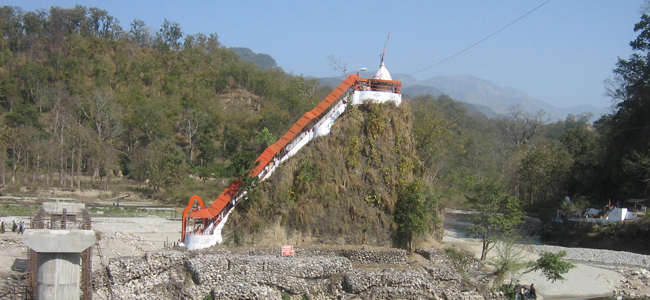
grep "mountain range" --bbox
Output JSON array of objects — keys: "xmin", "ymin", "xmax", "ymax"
[
  {"xmin": 230, "ymin": 48, "xmax": 609, "ymax": 122},
  {"xmin": 319, "ymin": 73, "xmax": 610, "ymax": 121}
]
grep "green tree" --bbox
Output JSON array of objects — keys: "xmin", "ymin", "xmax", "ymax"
[
  {"xmin": 467, "ymin": 180, "xmax": 523, "ymax": 260},
  {"xmin": 517, "ymin": 140, "xmax": 573, "ymax": 205},
  {"xmin": 227, "ymin": 151, "xmax": 258, "ymax": 178},
  {"xmin": 524, "ymin": 251, "xmax": 576, "ymax": 282},
  {"xmin": 131, "ymin": 139, "xmax": 189, "ymax": 191},
  {"xmin": 253, "ymin": 127, "xmax": 276, "ymax": 150},
  {"xmin": 196, "ymin": 134, "xmax": 219, "ymax": 166},
  {"xmin": 600, "ymin": 13, "xmax": 650, "ymax": 198},
  {"xmin": 156, "ymin": 19, "xmax": 182, "ymax": 50},
  {"xmin": 394, "ymin": 180, "xmax": 433, "ymax": 253},
  {"xmin": 411, "ymin": 96, "xmax": 463, "ymax": 181}
]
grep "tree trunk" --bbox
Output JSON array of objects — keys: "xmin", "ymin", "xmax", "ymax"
[
  {"xmin": 11, "ymin": 164, "xmax": 17, "ymax": 184},
  {"xmin": 480, "ymin": 240, "xmax": 490, "ymax": 260},
  {"xmin": 34, "ymin": 154, "xmax": 40, "ymax": 183},
  {"xmin": 70, "ymin": 149, "xmax": 74, "ymax": 189},
  {"xmin": 23, "ymin": 152, "xmax": 28, "ymax": 184},
  {"xmin": 76, "ymin": 147, "xmax": 81, "ymax": 190}
]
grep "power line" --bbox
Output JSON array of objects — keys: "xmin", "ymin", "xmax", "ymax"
[{"xmin": 402, "ymin": 0, "xmax": 552, "ymax": 78}]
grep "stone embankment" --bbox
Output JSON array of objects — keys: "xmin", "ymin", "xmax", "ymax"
[{"xmin": 94, "ymin": 247, "xmax": 494, "ymax": 300}]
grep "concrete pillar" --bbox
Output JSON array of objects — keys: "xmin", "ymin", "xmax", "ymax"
[{"xmin": 23, "ymin": 229, "xmax": 96, "ymax": 300}]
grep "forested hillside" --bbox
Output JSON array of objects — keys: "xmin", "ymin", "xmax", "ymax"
[
  {"xmin": 0, "ymin": 5, "xmax": 330, "ymax": 202},
  {"xmin": 1, "ymin": 5, "xmax": 650, "ymax": 246}
]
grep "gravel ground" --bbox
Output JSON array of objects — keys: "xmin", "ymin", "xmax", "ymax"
[{"xmin": 535, "ymin": 244, "xmax": 650, "ymax": 269}]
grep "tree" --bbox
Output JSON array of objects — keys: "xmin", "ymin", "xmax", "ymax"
[
  {"xmin": 489, "ymin": 234, "xmax": 532, "ymax": 286},
  {"xmin": 130, "ymin": 19, "xmax": 152, "ymax": 46},
  {"xmin": 227, "ymin": 151, "xmax": 258, "ymax": 178},
  {"xmin": 599, "ymin": 13, "xmax": 650, "ymax": 198},
  {"xmin": 253, "ymin": 127, "xmax": 276, "ymax": 151},
  {"xmin": 560, "ymin": 125, "xmax": 602, "ymax": 196},
  {"xmin": 524, "ymin": 251, "xmax": 576, "ymax": 282},
  {"xmin": 622, "ymin": 145, "xmax": 650, "ymax": 192},
  {"xmin": 176, "ymin": 108, "xmax": 207, "ymax": 163},
  {"xmin": 411, "ymin": 97, "xmax": 464, "ymax": 181},
  {"xmin": 131, "ymin": 139, "xmax": 189, "ymax": 191},
  {"xmin": 156, "ymin": 19, "xmax": 182, "ymax": 50},
  {"xmin": 326, "ymin": 54, "xmax": 347, "ymax": 75},
  {"xmin": 501, "ymin": 105, "xmax": 549, "ymax": 147},
  {"xmin": 467, "ymin": 180, "xmax": 523, "ymax": 260},
  {"xmin": 394, "ymin": 180, "xmax": 434, "ymax": 253},
  {"xmin": 76, "ymin": 87, "xmax": 123, "ymax": 142},
  {"xmin": 492, "ymin": 236, "xmax": 575, "ymax": 292},
  {"xmin": 517, "ymin": 140, "xmax": 573, "ymax": 205}
]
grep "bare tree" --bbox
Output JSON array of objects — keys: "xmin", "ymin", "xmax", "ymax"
[
  {"xmin": 75, "ymin": 88, "xmax": 123, "ymax": 184},
  {"xmin": 49, "ymin": 84, "xmax": 74, "ymax": 185},
  {"xmin": 76, "ymin": 88, "xmax": 124, "ymax": 142},
  {"xmin": 177, "ymin": 108, "xmax": 207, "ymax": 163},
  {"xmin": 6, "ymin": 126, "xmax": 39, "ymax": 184},
  {"xmin": 502, "ymin": 105, "xmax": 549, "ymax": 146},
  {"xmin": 327, "ymin": 54, "xmax": 348, "ymax": 76}
]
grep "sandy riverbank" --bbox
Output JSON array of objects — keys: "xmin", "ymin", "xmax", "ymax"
[{"xmin": 444, "ymin": 210, "xmax": 650, "ymax": 299}]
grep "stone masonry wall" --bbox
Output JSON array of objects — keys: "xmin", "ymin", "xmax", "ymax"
[{"xmin": 93, "ymin": 248, "xmax": 491, "ymax": 300}]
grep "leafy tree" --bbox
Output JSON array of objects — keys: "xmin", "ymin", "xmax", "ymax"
[
  {"xmin": 411, "ymin": 96, "xmax": 464, "ymax": 181},
  {"xmin": 226, "ymin": 151, "xmax": 258, "ymax": 178},
  {"xmin": 156, "ymin": 19, "xmax": 182, "ymax": 50},
  {"xmin": 131, "ymin": 139, "xmax": 189, "ymax": 191},
  {"xmin": 524, "ymin": 251, "xmax": 576, "ymax": 282},
  {"xmin": 394, "ymin": 180, "xmax": 433, "ymax": 253},
  {"xmin": 517, "ymin": 140, "xmax": 573, "ymax": 205},
  {"xmin": 253, "ymin": 127, "xmax": 276, "ymax": 150},
  {"xmin": 4, "ymin": 104, "xmax": 42, "ymax": 128},
  {"xmin": 600, "ymin": 13, "xmax": 650, "ymax": 198},
  {"xmin": 489, "ymin": 234, "xmax": 531, "ymax": 286},
  {"xmin": 196, "ymin": 134, "xmax": 219, "ymax": 166},
  {"xmin": 622, "ymin": 145, "xmax": 650, "ymax": 192},
  {"xmin": 130, "ymin": 19, "xmax": 151, "ymax": 46},
  {"xmin": 467, "ymin": 180, "xmax": 523, "ymax": 260},
  {"xmin": 560, "ymin": 125, "xmax": 602, "ymax": 196}
]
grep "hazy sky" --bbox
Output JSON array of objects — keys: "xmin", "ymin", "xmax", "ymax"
[{"xmin": 6, "ymin": 1, "xmax": 646, "ymax": 109}]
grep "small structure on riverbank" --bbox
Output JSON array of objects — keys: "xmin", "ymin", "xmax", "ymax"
[{"xmin": 23, "ymin": 202, "xmax": 95, "ymax": 300}]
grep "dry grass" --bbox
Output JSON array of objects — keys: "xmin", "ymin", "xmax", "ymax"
[{"xmin": 226, "ymin": 102, "xmax": 439, "ymax": 247}]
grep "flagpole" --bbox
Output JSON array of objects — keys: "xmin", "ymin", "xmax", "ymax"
[{"xmin": 381, "ymin": 31, "xmax": 390, "ymax": 62}]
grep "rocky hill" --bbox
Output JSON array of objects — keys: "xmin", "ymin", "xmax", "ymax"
[{"xmin": 224, "ymin": 102, "xmax": 442, "ymax": 247}]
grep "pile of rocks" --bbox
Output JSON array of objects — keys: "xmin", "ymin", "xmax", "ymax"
[
  {"xmin": 94, "ymin": 247, "xmax": 489, "ymax": 300},
  {"xmin": 103, "ymin": 231, "xmax": 155, "ymax": 253},
  {"xmin": 615, "ymin": 268, "xmax": 650, "ymax": 299}
]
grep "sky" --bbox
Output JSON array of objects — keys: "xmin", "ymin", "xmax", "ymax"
[{"xmin": 5, "ymin": 1, "xmax": 646, "ymax": 109}]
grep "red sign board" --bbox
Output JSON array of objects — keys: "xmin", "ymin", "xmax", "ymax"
[{"xmin": 281, "ymin": 245, "xmax": 294, "ymax": 257}]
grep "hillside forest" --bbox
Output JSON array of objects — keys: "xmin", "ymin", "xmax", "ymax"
[{"xmin": 1, "ymin": 6, "xmax": 650, "ymax": 240}]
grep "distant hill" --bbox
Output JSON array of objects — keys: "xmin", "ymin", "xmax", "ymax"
[
  {"xmin": 318, "ymin": 73, "xmax": 606, "ymax": 121},
  {"xmin": 415, "ymin": 74, "xmax": 608, "ymax": 121},
  {"xmin": 230, "ymin": 47, "xmax": 277, "ymax": 70},
  {"xmin": 401, "ymin": 84, "xmax": 444, "ymax": 98}
]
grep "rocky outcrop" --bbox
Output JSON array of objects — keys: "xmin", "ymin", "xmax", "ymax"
[{"xmin": 94, "ymin": 247, "xmax": 493, "ymax": 300}]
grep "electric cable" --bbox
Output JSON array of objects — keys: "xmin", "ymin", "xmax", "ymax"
[{"xmin": 401, "ymin": 0, "xmax": 552, "ymax": 79}]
